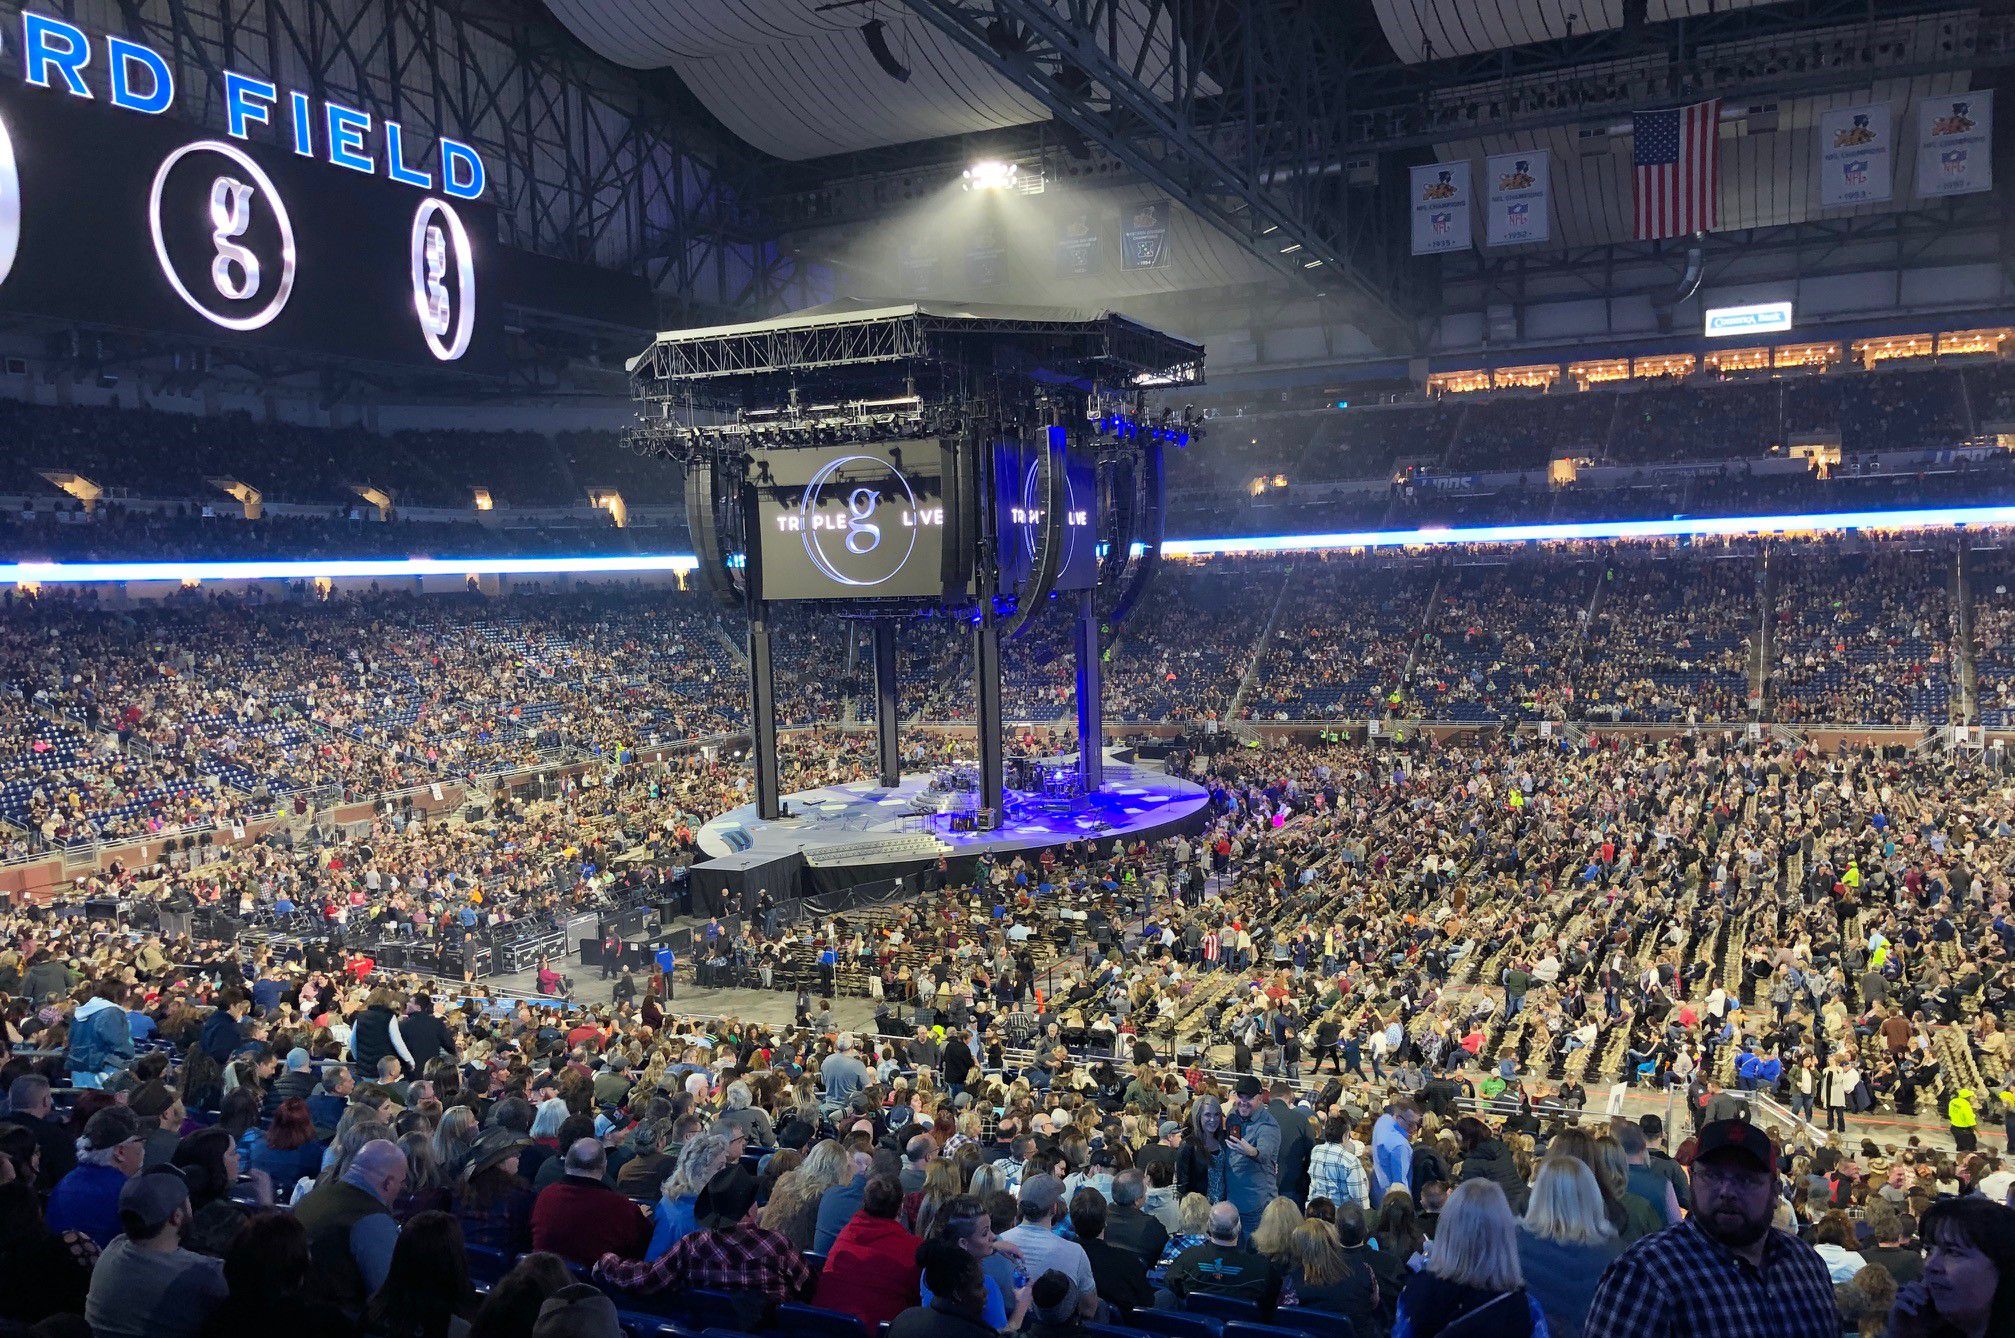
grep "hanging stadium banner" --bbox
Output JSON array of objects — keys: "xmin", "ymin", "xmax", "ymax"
[
  {"xmin": 1120, "ymin": 199, "xmax": 1170, "ymax": 269},
  {"xmin": 1484, "ymin": 150, "xmax": 1549, "ymax": 246},
  {"xmin": 965, "ymin": 224, "xmax": 1005, "ymax": 288},
  {"xmin": 1817, "ymin": 104, "xmax": 1892, "ymax": 207},
  {"xmin": 899, "ymin": 238, "xmax": 938, "ymax": 292},
  {"xmin": 1410, "ymin": 160, "xmax": 1472, "ymax": 255},
  {"xmin": 1056, "ymin": 206, "xmax": 1100, "ymax": 277},
  {"xmin": 1916, "ymin": 91, "xmax": 1993, "ymax": 198}
]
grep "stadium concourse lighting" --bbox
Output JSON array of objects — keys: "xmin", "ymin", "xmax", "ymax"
[
  {"xmin": 0, "ymin": 554, "xmax": 699, "ymax": 585},
  {"xmin": 962, "ymin": 159, "xmax": 1018, "ymax": 191},
  {"xmin": 9, "ymin": 504, "xmax": 2015, "ymax": 585}
]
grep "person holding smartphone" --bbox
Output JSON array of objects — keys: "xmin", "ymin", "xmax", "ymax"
[{"xmin": 1224, "ymin": 1076, "xmax": 1281, "ymax": 1242}]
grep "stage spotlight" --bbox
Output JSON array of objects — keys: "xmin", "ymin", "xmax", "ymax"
[
  {"xmin": 860, "ymin": 19, "xmax": 911, "ymax": 82},
  {"xmin": 963, "ymin": 159, "xmax": 1018, "ymax": 190}
]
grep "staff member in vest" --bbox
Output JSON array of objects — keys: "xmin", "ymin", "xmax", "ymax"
[{"xmin": 292, "ymin": 1138, "xmax": 407, "ymax": 1314}]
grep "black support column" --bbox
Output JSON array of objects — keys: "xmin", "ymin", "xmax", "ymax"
[
  {"xmin": 1073, "ymin": 586, "xmax": 1104, "ymax": 793},
  {"xmin": 970, "ymin": 413, "xmax": 1005, "ymax": 827},
  {"xmin": 873, "ymin": 620, "xmax": 901, "ymax": 788},
  {"xmin": 747, "ymin": 602, "xmax": 782, "ymax": 820}
]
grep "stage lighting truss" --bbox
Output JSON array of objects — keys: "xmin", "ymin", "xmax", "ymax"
[{"xmin": 625, "ymin": 397, "xmax": 940, "ymax": 463}]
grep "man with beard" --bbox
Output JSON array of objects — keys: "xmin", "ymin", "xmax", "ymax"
[{"xmin": 1582, "ymin": 1120, "xmax": 1839, "ymax": 1337}]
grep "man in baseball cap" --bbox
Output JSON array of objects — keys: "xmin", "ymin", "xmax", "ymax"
[
  {"xmin": 1585, "ymin": 1120, "xmax": 1839, "ymax": 1337},
  {"xmin": 83, "ymin": 1169, "xmax": 228, "ymax": 1338}
]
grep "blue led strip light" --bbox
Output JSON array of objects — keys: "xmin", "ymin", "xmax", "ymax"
[{"xmin": 6, "ymin": 503, "xmax": 2015, "ymax": 584}]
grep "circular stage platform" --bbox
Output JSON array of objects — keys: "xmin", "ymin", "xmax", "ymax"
[{"xmin": 695, "ymin": 753, "xmax": 1210, "ymax": 875}]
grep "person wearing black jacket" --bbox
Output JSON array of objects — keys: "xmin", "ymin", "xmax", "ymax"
[
  {"xmin": 349, "ymin": 991, "xmax": 402, "ymax": 1075},
  {"xmin": 1453, "ymin": 1117, "xmax": 1528, "ymax": 1214},
  {"xmin": 1070, "ymin": 1189, "xmax": 1151, "ymax": 1315},
  {"xmin": 941, "ymin": 1033, "xmax": 976, "ymax": 1094},
  {"xmin": 398, "ymin": 996, "xmax": 455, "ymax": 1069}
]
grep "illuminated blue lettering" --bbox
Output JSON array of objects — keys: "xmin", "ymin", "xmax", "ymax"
[
  {"xmin": 384, "ymin": 122, "xmax": 433, "ymax": 188},
  {"xmin": 107, "ymin": 37, "xmax": 172, "ymax": 114},
  {"xmin": 223, "ymin": 71, "xmax": 275, "ymax": 138},
  {"xmin": 324, "ymin": 102, "xmax": 373, "ymax": 173},
  {"xmin": 287, "ymin": 91, "xmax": 314, "ymax": 156},
  {"xmin": 22, "ymin": 14, "xmax": 92, "ymax": 96},
  {"xmin": 440, "ymin": 139, "xmax": 485, "ymax": 199}
]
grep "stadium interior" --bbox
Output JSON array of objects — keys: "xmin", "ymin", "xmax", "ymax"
[{"xmin": 3, "ymin": 2, "xmax": 2015, "ymax": 1338}]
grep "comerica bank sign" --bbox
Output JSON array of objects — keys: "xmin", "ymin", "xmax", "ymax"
[
  {"xmin": 1704, "ymin": 301, "xmax": 1795, "ymax": 338},
  {"xmin": 8, "ymin": 10, "xmax": 488, "ymax": 199}
]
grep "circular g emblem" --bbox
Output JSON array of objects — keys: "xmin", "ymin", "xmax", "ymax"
[
  {"xmin": 148, "ymin": 140, "xmax": 296, "ymax": 331},
  {"xmin": 801, "ymin": 455, "xmax": 919, "ymax": 588},
  {"xmin": 0, "ymin": 113, "xmax": 19, "ymax": 288},
  {"xmin": 410, "ymin": 198, "xmax": 476, "ymax": 362}
]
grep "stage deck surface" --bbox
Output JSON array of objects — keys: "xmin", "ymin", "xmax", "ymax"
[{"xmin": 696, "ymin": 756, "xmax": 1210, "ymax": 869}]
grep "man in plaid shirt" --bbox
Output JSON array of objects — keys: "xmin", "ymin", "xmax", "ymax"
[
  {"xmin": 1582, "ymin": 1120, "xmax": 1839, "ymax": 1337},
  {"xmin": 1306, "ymin": 1116, "xmax": 1370, "ymax": 1209},
  {"xmin": 597, "ymin": 1165, "xmax": 812, "ymax": 1323}
]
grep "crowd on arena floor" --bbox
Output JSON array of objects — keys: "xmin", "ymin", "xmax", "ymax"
[
  {"xmin": 12, "ymin": 534, "xmax": 2015, "ymax": 855},
  {"xmin": 2, "ymin": 729, "xmax": 2014, "ymax": 1338}
]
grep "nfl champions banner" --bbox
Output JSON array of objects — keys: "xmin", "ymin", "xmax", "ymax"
[
  {"xmin": 1484, "ymin": 151, "xmax": 1550, "ymax": 246},
  {"xmin": 1916, "ymin": 91, "xmax": 1993, "ymax": 198},
  {"xmin": 1817, "ymin": 104, "xmax": 1892, "ymax": 207},
  {"xmin": 1410, "ymin": 160, "xmax": 1472, "ymax": 255}
]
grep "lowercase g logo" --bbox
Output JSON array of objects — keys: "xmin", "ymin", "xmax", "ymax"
[{"xmin": 800, "ymin": 455, "xmax": 920, "ymax": 588}]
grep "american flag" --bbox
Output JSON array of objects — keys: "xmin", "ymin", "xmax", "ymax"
[{"xmin": 1633, "ymin": 99, "xmax": 1720, "ymax": 239}]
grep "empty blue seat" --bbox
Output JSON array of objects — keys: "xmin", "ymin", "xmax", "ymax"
[
  {"xmin": 1255, "ymin": 1312, "xmax": 1356, "ymax": 1338},
  {"xmin": 773, "ymin": 1303, "xmax": 869, "ymax": 1338},
  {"xmin": 1224, "ymin": 1324, "xmax": 1322, "ymax": 1338},
  {"xmin": 1127, "ymin": 1313, "xmax": 1222, "ymax": 1338},
  {"xmin": 1186, "ymin": 1294, "xmax": 1266, "ymax": 1323}
]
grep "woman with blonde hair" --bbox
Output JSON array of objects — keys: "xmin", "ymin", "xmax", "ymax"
[
  {"xmin": 905, "ymin": 1157, "xmax": 964, "ymax": 1239},
  {"xmin": 1517, "ymin": 1154, "xmax": 1621, "ymax": 1337},
  {"xmin": 648, "ymin": 1131, "xmax": 731, "ymax": 1260},
  {"xmin": 760, "ymin": 1139, "xmax": 852, "ymax": 1250},
  {"xmin": 1250, "ymin": 1197, "xmax": 1304, "ymax": 1270},
  {"xmin": 1544, "ymin": 1126, "xmax": 1662, "ymax": 1245},
  {"xmin": 1393, "ymin": 1179, "xmax": 1547, "ymax": 1337}
]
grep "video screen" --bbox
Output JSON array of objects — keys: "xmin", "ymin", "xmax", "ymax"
[
  {"xmin": 749, "ymin": 440, "xmax": 952, "ymax": 601},
  {"xmin": 996, "ymin": 439, "xmax": 1098, "ymax": 594},
  {"xmin": 0, "ymin": 84, "xmax": 503, "ymax": 372}
]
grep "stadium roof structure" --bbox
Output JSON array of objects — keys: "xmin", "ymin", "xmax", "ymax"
[{"xmin": 627, "ymin": 298, "xmax": 1204, "ymax": 405}]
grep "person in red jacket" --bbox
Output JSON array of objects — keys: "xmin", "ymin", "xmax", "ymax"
[
  {"xmin": 529, "ymin": 1139, "xmax": 649, "ymax": 1267},
  {"xmin": 813, "ymin": 1173, "xmax": 922, "ymax": 1331}
]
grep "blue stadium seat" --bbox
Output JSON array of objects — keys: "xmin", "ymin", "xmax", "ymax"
[
  {"xmin": 464, "ymin": 1242, "xmax": 514, "ymax": 1286},
  {"xmin": 1256, "ymin": 1312, "xmax": 1356, "ymax": 1338},
  {"xmin": 772, "ymin": 1303, "xmax": 870, "ymax": 1338},
  {"xmin": 1085, "ymin": 1325, "xmax": 1154, "ymax": 1338},
  {"xmin": 1223, "ymin": 1324, "xmax": 1317, "ymax": 1338},
  {"xmin": 1127, "ymin": 1313, "xmax": 1223, "ymax": 1338},
  {"xmin": 1185, "ymin": 1294, "xmax": 1267, "ymax": 1323}
]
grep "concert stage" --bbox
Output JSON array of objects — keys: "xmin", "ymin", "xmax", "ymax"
[{"xmin": 688, "ymin": 755, "xmax": 1210, "ymax": 912}]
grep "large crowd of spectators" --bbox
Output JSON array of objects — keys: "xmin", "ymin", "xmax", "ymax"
[
  {"xmin": 13, "ymin": 533, "xmax": 2015, "ymax": 860},
  {"xmin": 2, "ymin": 726, "xmax": 2014, "ymax": 1338}
]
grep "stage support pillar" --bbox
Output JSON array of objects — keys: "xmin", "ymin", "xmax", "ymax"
[
  {"xmin": 748, "ymin": 604, "xmax": 783, "ymax": 820},
  {"xmin": 1073, "ymin": 587, "xmax": 1104, "ymax": 792},
  {"xmin": 974, "ymin": 610, "xmax": 1005, "ymax": 825},
  {"xmin": 873, "ymin": 620, "xmax": 900, "ymax": 788}
]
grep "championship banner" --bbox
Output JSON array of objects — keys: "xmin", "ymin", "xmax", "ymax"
[
  {"xmin": 898, "ymin": 238, "xmax": 938, "ymax": 291},
  {"xmin": 1120, "ymin": 200, "xmax": 1170, "ymax": 270},
  {"xmin": 1410, "ymin": 161, "xmax": 1472, "ymax": 255},
  {"xmin": 1484, "ymin": 151, "xmax": 1549, "ymax": 246},
  {"xmin": 1818, "ymin": 104, "xmax": 1892, "ymax": 207},
  {"xmin": 1916, "ymin": 91, "xmax": 1993, "ymax": 198},
  {"xmin": 1056, "ymin": 207, "xmax": 1100, "ymax": 277},
  {"xmin": 965, "ymin": 225, "xmax": 1005, "ymax": 288}
]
